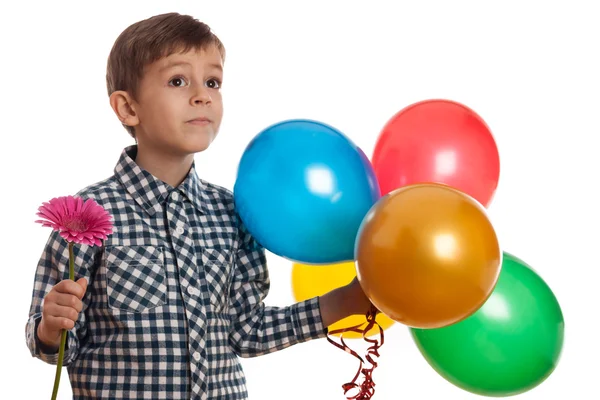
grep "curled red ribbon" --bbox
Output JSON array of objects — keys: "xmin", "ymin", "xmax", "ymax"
[{"xmin": 327, "ymin": 305, "xmax": 384, "ymax": 399}]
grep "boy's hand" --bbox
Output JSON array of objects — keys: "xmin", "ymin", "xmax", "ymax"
[
  {"xmin": 318, "ymin": 276, "xmax": 377, "ymax": 328},
  {"xmin": 346, "ymin": 276, "xmax": 378, "ymax": 316},
  {"xmin": 37, "ymin": 278, "xmax": 88, "ymax": 350}
]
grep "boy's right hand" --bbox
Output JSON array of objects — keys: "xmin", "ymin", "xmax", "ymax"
[{"xmin": 37, "ymin": 277, "xmax": 88, "ymax": 350}]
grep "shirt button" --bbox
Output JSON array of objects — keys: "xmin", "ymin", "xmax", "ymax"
[
  {"xmin": 172, "ymin": 192, "xmax": 179, "ymax": 200},
  {"xmin": 193, "ymin": 352, "xmax": 201, "ymax": 361},
  {"xmin": 176, "ymin": 226, "xmax": 185, "ymax": 235},
  {"xmin": 187, "ymin": 285, "xmax": 198, "ymax": 296}
]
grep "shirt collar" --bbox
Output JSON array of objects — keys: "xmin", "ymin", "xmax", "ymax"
[{"xmin": 114, "ymin": 145, "xmax": 207, "ymax": 216}]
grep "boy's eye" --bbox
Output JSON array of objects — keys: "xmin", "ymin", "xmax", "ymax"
[
  {"xmin": 169, "ymin": 77, "xmax": 188, "ymax": 87},
  {"xmin": 205, "ymin": 78, "xmax": 221, "ymax": 89}
]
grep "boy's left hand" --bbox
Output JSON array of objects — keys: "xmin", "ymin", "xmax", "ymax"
[
  {"xmin": 346, "ymin": 276, "xmax": 377, "ymax": 316},
  {"xmin": 318, "ymin": 276, "xmax": 378, "ymax": 328}
]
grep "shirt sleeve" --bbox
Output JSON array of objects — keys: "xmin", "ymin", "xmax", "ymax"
[
  {"xmin": 227, "ymin": 217, "xmax": 327, "ymax": 358},
  {"xmin": 25, "ymin": 229, "xmax": 101, "ymax": 366}
]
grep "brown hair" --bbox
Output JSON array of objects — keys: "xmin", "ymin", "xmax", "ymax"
[{"xmin": 106, "ymin": 12, "xmax": 225, "ymax": 137}]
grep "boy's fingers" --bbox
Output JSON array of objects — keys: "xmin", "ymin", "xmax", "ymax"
[
  {"xmin": 45, "ymin": 314, "xmax": 76, "ymax": 331},
  {"xmin": 45, "ymin": 303, "xmax": 80, "ymax": 323},
  {"xmin": 53, "ymin": 293, "xmax": 83, "ymax": 312},
  {"xmin": 54, "ymin": 279, "xmax": 87, "ymax": 299},
  {"xmin": 76, "ymin": 277, "xmax": 88, "ymax": 292}
]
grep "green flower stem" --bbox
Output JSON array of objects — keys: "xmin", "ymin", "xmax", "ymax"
[{"xmin": 51, "ymin": 242, "xmax": 74, "ymax": 400}]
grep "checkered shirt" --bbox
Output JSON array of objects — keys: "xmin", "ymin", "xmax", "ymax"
[{"xmin": 25, "ymin": 145, "xmax": 327, "ymax": 399}]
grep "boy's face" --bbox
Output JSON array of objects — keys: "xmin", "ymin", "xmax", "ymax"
[{"xmin": 130, "ymin": 46, "xmax": 224, "ymax": 156}]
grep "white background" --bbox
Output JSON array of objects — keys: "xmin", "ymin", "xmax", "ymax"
[{"xmin": 1, "ymin": 1, "xmax": 598, "ymax": 398}]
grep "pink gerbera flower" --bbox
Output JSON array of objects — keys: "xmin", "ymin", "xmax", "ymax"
[
  {"xmin": 35, "ymin": 195, "xmax": 113, "ymax": 246},
  {"xmin": 35, "ymin": 195, "xmax": 113, "ymax": 400}
]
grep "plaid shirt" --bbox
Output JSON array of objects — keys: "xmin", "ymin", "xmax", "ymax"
[{"xmin": 25, "ymin": 145, "xmax": 327, "ymax": 399}]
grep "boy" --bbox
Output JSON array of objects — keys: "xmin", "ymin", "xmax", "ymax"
[{"xmin": 25, "ymin": 12, "xmax": 373, "ymax": 400}]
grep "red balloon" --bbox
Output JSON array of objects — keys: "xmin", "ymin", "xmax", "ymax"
[{"xmin": 372, "ymin": 99, "xmax": 500, "ymax": 207}]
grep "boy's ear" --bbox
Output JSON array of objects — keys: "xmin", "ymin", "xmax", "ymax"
[{"xmin": 109, "ymin": 90, "xmax": 139, "ymax": 128}]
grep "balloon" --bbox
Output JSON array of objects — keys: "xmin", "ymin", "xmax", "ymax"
[
  {"xmin": 411, "ymin": 252, "xmax": 564, "ymax": 397},
  {"xmin": 372, "ymin": 99, "xmax": 500, "ymax": 207},
  {"xmin": 234, "ymin": 119, "xmax": 380, "ymax": 264},
  {"xmin": 355, "ymin": 183, "xmax": 501, "ymax": 329},
  {"xmin": 291, "ymin": 262, "xmax": 395, "ymax": 338}
]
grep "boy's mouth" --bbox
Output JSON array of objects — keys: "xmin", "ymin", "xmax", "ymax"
[{"xmin": 187, "ymin": 117, "xmax": 211, "ymax": 125}]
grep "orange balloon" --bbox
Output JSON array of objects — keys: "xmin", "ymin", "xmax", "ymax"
[
  {"xmin": 291, "ymin": 262, "xmax": 395, "ymax": 338},
  {"xmin": 355, "ymin": 183, "xmax": 501, "ymax": 329}
]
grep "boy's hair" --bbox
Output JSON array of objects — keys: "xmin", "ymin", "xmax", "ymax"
[{"xmin": 106, "ymin": 12, "xmax": 226, "ymax": 137}]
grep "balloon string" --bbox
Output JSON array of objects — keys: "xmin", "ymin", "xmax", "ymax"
[{"xmin": 327, "ymin": 305, "xmax": 384, "ymax": 399}]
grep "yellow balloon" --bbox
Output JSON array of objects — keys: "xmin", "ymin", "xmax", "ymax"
[{"xmin": 291, "ymin": 261, "xmax": 395, "ymax": 338}]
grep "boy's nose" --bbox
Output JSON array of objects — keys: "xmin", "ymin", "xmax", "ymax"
[{"xmin": 190, "ymin": 88, "xmax": 211, "ymax": 105}]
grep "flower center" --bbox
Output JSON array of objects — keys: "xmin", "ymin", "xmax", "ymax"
[{"xmin": 63, "ymin": 216, "xmax": 88, "ymax": 232}]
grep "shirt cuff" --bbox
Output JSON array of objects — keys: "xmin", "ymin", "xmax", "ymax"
[
  {"xmin": 291, "ymin": 297, "xmax": 328, "ymax": 342},
  {"xmin": 27, "ymin": 315, "xmax": 76, "ymax": 365}
]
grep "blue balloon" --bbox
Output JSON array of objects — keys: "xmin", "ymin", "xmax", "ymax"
[{"xmin": 234, "ymin": 119, "xmax": 380, "ymax": 264}]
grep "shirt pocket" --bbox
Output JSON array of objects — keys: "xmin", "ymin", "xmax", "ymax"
[
  {"xmin": 104, "ymin": 245, "xmax": 168, "ymax": 313},
  {"xmin": 200, "ymin": 247, "xmax": 234, "ymax": 312}
]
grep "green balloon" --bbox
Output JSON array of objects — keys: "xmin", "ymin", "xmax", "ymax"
[{"xmin": 411, "ymin": 252, "xmax": 564, "ymax": 397}]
